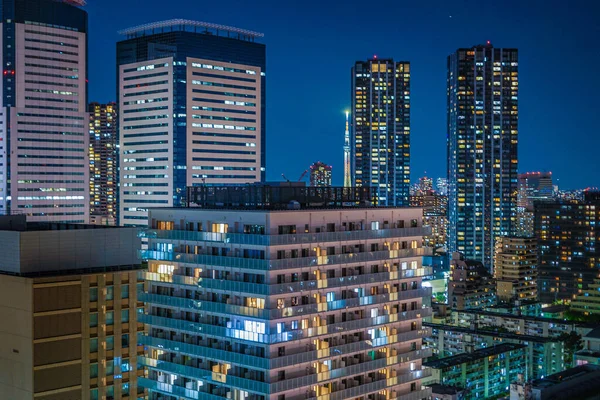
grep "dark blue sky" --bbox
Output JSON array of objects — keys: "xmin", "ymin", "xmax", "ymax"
[{"xmin": 87, "ymin": 0, "xmax": 600, "ymax": 189}]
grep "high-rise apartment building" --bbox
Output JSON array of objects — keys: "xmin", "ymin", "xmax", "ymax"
[
  {"xmin": 535, "ymin": 191, "xmax": 600, "ymax": 303},
  {"xmin": 0, "ymin": 214, "xmax": 145, "ymax": 400},
  {"xmin": 117, "ymin": 19, "xmax": 266, "ymax": 226},
  {"xmin": 351, "ymin": 58, "xmax": 411, "ymax": 206},
  {"xmin": 309, "ymin": 161, "xmax": 332, "ymax": 187},
  {"xmin": 447, "ymin": 43, "xmax": 518, "ymax": 269},
  {"xmin": 0, "ymin": 0, "xmax": 89, "ymax": 222},
  {"xmin": 89, "ymin": 102, "xmax": 118, "ymax": 225},
  {"xmin": 140, "ymin": 186, "xmax": 433, "ymax": 400},
  {"xmin": 494, "ymin": 236, "xmax": 537, "ymax": 303}
]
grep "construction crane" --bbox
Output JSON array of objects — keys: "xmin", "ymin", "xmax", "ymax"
[
  {"xmin": 281, "ymin": 170, "xmax": 308, "ymax": 183},
  {"xmin": 298, "ymin": 170, "xmax": 308, "ymax": 182}
]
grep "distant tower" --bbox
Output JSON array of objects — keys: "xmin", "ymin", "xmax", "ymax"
[
  {"xmin": 343, "ymin": 111, "xmax": 351, "ymax": 187},
  {"xmin": 310, "ymin": 161, "xmax": 332, "ymax": 187}
]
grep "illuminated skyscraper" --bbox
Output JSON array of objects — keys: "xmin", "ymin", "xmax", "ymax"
[
  {"xmin": 309, "ymin": 161, "xmax": 332, "ymax": 187},
  {"xmin": 117, "ymin": 19, "xmax": 266, "ymax": 226},
  {"xmin": 447, "ymin": 43, "xmax": 519, "ymax": 269},
  {"xmin": 89, "ymin": 102, "xmax": 118, "ymax": 225},
  {"xmin": 536, "ymin": 191, "xmax": 600, "ymax": 303},
  {"xmin": 0, "ymin": 0, "xmax": 89, "ymax": 222},
  {"xmin": 351, "ymin": 58, "xmax": 411, "ymax": 206},
  {"xmin": 343, "ymin": 111, "xmax": 351, "ymax": 187}
]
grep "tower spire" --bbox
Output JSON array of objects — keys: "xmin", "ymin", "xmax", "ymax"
[{"xmin": 343, "ymin": 111, "xmax": 351, "ymax": 187}]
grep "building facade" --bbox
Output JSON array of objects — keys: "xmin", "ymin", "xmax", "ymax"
[
  {"xmin": 494, "ymin": 236, "xmax": 537, "ymax": 303},
  {"xmin": 140, "ymin": 201, "xmax": 433, "ymax": 400},
  {"xmin": 535, "ymin": 192, "xmax": 600, "ymax": 303},
  {"xmin": 448, "ymin": 253, "xmax": 496, "ymax": 310},
  {"xmin": 424, "ymin": 344, "xmax": 527, "ymax": 399},
  {"xmin": 0, "ymin": 215, "xmax": 144, "ymax": 400},
  {"xmin": 309, "ymin": 161, "xmax": 332, "ymax": 187},
  {"xmin": 447, "ymin": 43, "xmax": 519, "ymax": 269},
  {"xmin": 424, "ymin": 322, "xmax": 564, "ymax": 381},
  {"xmin": 89, "ymin": 102, "xmax": 118, "ymax": 225},
  {"xmin": 351, "ymin": 58, "xmax": 411, "ymax": 206},
  {"xmin": 410, "ymin": 192, "xmax": 447, "ymax": 249},
  {"xmin": 0, "ymin": 0, "xmax": 89, "ymax": 222},
  {"xmin": 117, "ymin": 19, "xmax": 266, "ymax": 226}
]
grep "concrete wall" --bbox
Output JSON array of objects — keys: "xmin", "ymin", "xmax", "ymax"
[
  {"xmin": 0, "ymin": 275, "xmax": 34, "ymax": 400},
  {"xmin": 17, "ymin": 227, "xmax": 140, "ymax": 275},
  {"xmin": 0, "ymin": 231, "xmax": 21, "ymax": 274}
]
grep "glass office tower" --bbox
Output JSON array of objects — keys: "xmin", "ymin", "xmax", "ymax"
[
  {"xmin": 447, "ymin": 43, "xmax": 518, "ymax": 270},
  {"xmin": 351, "ymin": 58, "xmax": 411, "ymax": 206},
  {"xmin": 117, "ymin": 19, "xmax": 266, "ymax": 227},
  {"xmin": 0, "ymin": 0, "xmax": 89, "ymax": 222},
  {"xmin": 140, "ymin": 192, "xmax": 433, "ymax": 400}
]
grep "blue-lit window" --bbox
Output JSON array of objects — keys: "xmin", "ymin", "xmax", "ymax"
[
  {"xmin": 122, "ymin": 383, "xmax": 130, "ymax": 396},
  {"xmin": 90, "ymin": 288, "xmax": 98, "ymax": 302},
  {"xmin": 106, "ymin": 336, "xmax": 114, "ymax": 351},
  {"xmin": 89, "ymin": 313, "xmax": 98, "ymax": 328},
  {"xmin": 122, "ymin": 309, "xmax": 129, "ymax": 323},
  {"xmin": 121, "ymin": 284, "xmax": 129, "ymax": 299},
  {"xmin": 106, "ymin": 286, "xmax": 114, "ymax": 301},
  {"xmin": 90, "ymin": 363, "xmax": 98, "ymax": 378},
  {"xmin": 122, "ymin": 334, "xmax": 129, "ymax": 348},
  {"xmin": 90, "ymin": 389, "xmax": 98, "ymax": 400},
  {"xmin": 106, "ymin": 311, "xmax": 114, "ymax": 325},
  {"xmin": 90, "ymin": 339, "xmax": 98, "ymax": 352}
]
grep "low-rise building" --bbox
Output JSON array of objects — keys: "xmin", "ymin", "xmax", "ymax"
[
  {"xmin": 510, "ymin": 364, "xmax": 600, "ymax": 400},
  {"xmin": 571, "ymin": 278, "xmax": 600, "ymax": 316},
  {"xmin": 451, "ymin": 309, "xmax": 578, "ymax": 338},
  {"xmin": 425, "ymin": 322, "xmax": 564, "ymax": 380},
  {"xmin": 448, "ymin": 252, "xmax": 495, "ymax": 310},
  {"xmin": 0, "ymin": 215, "xmax": 145, "ymax": 400},
  {"xmin": 425, "ymin": 343, "xmax": 527, "ymax": 399},
  {"xmin": 575, "ymin": 327, "xmax": 600, "ymax": 366}
]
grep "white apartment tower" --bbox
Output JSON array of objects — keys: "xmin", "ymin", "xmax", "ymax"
[
  {"xmin": 117, "ymin": 20, "xmax": 266, "ymax": 226},
  {"xmin": 0, "ymin": 0, "xmax": 89, "ymax": 222}
]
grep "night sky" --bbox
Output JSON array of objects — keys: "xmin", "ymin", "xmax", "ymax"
[{"xmin": 87, "ymin": 0, "xmax": 600, "ymax": 189}]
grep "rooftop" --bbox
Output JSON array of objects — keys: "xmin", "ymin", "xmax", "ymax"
[
  {"xmin": 428, "ymin": 384, "xmax": 464, "ymax": 395},
  {"xmin": 456, "ymin": 308, "xmax": 574, "ymax": 325},
  {"xmin": 0, "ymin": 215, "xmax": 123, "ymax": 232},
  {"xmin": 424, "ymin": 322, "xmax": 562, "ymax": 343},
  {"xmin": 118, "ymin": 19, "xmax": 263, "ymax": 41},
  {"xmin": 531, "ymin": 364, "xmax": 600, "ymax": 389},
  {"xmin": 424, "ymin": 343, "xmax": 526, "ymax": 369},
  {"xmin": 186, "ymin": 184, "xmax": 381, "ymax": 210}
]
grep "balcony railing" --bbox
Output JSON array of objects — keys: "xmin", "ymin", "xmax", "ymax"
[
  {"xmin": 143, "ymin": 226, "xmax": 431, "ymax": 246},
  {"xmin": 141, "ymin": 247, "xmax": 431, "ymax": 271}
]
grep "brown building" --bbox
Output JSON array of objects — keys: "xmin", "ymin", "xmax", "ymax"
[
  {"xmin": 494, "ymin": 236, "xmax": 537, "ymax": 304},
  {"xmin": 0, "ymin": 215, "xmax": 145, "ymax": 400}
]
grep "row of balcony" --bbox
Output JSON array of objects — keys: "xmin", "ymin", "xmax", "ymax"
[
  {"xmin": 145, "ymin": 267, "xmax": 432, "ymax": 297},
  {"xmin": 139, "ymin": 365, "xmax": 432, "ymax": 398},
  {"xmin": 140, "ymin": 288, "xmax": 430, "ymax": 320},
  {"xmin": 143, "ymin": 226, "xmax": 430, "ymax": 246},
  {"xmin": 140, "ymin": 307, "xmax": 430, "ymax": 351},
  {"xmin": 141, "ymin": 248, "xmax": 429, "ymax": 271}
]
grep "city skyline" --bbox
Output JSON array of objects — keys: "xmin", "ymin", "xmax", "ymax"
[{"xmin": 84, "ymin": 0, "xmax": 600, "ymax": 190}]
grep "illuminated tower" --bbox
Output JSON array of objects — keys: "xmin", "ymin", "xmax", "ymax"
[
  {"xmin": 447, "ymin": 43, "xmax": 518, "ymax": 270},
  {"xmin": 343, "ymin": 111, "xmax": 351, "ymax": 187},
  {"xmin": 351, "ymin": 58, "xmax": 411, "ymax": 206}
]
